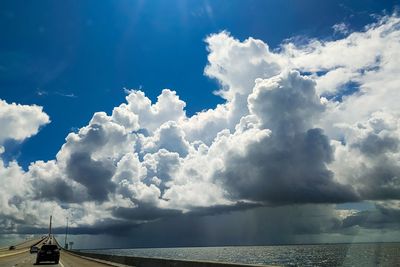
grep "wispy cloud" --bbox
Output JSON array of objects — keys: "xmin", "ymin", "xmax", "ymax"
[
  {"xmin": 36, "ymin": 89, "xmax": 48, "ymax": 96},
  {"xmin": 36, "ymin": 89, "xmax": 77, "ymax": 98},
  {"xmin": 55, "ymin": 92, "xmax": 77, "ymax": 98},
  {"xmin": 332, "ymin": 22, "xmax": 350, "ymax": 35}
]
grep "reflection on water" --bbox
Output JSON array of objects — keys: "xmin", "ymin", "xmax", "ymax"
[{"xmin": 85, "ymin": 243, "xmax": 400, "ymax": 266}]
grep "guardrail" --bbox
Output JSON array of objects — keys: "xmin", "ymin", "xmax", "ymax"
[{"xmin": 68, "ymin": 250, "xmax": 274, "ymax": 267}]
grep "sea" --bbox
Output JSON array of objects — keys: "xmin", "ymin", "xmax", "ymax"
[{"xmin": 84, "ymin": 242, "xmax": 400, "ymax": 266}]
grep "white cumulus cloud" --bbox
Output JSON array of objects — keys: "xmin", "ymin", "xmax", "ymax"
[{"xmin": 1, "ymin": 14, "xmax": 400, "ymax": 239}]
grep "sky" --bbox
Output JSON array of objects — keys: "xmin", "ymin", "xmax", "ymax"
[{"xmin": 1, "ymin": 0, "xmax": 400, "ymax": 248}]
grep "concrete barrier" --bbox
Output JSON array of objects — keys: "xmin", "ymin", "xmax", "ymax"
[{"xmin": 69, "ymin": 250, "xmax": 274, "ymax": 267}]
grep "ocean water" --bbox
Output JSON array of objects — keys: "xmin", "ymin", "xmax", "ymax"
[{"xmin": 84, "ymin": 243, "xmax": 400, "ymax": 266}]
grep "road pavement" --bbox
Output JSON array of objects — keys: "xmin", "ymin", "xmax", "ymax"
[
  {"xmin": 0, "ymin": 249, "xmax": 117, "ymax": 267},
  {"xmin": 0, "ymin": 237, "xmax": 116, "ymax": 267}
]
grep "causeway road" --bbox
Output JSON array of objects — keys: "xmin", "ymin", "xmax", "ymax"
[
  {"xmin": 0, "ymin": 237, "xmax": 46, "ymax": 254},
  {"xmin": 0, "ymin": 250, "xmax": 116, "ymax": 267},
  {"xmin": 0, "ymin": 237, "xmax": 116, "ymax": 267}
]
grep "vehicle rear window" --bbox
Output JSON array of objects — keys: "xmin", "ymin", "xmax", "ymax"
[{"xmin": 41, "ymin": 245, "xmax": 58, "ymax": 251}]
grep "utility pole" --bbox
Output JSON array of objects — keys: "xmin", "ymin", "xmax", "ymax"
[
  {"xmin": 64, "ymin": 217, "xmax": 69, "ymax": 249},
  {"xmin": 49, "ymin": 215, "xmax": 52, "ymax": 237}
]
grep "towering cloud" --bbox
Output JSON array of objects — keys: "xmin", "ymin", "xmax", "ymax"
[{"xmin": 217, "ymin": 71, "xmax": 357, "ymax": 204}]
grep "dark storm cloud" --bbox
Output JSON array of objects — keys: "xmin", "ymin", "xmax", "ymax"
[
  {"xmin": 66, "ymin": 219, "xmax": 141, "ymax": 236},
  {"xmin": 112, "ymin": 204, "xmax": 182, "ymax": 221},
  {"xmin": 95, "ymin": 205, "xmax": 344, "ymax": 247},
  {"xmin": 356, "ymin": 160, "xmax": 400, "ymax": 200},
  {"xmin": 353, "ymin": 132, "xmax": 399, "ymax": 156},
  {"xmin": 0, "ymin": 213, "xmax": 39, "ymax": 234},
  {"xmin": 2, "ymin": 202, "xmax": 270, "ymax": 237},
  {"xmin": 16, "ymin": 219, "xmax": 141, "ymax": 236},
  {"xmin": 106, "ymin": 202, "xmax": 263, "ymax": 237},
  {"xmin": 187, "ymin": 201, "xmax": 263, "ymax": 216},
  {"xmin": 7, "ymin": 195, "xmax": 23, "ymax": 207},
  {"xmin": 66, "ymin": 152, "xmax": 116, "ymax": 202},
  {"xmin": 111, "ymin": 201, "xmax": 260, "ymax": 225},
  {"xmin": 0, "ymin": 216, "xmax": 21, "ymax": 234},
  {"xmin": 328, "ymin": 110, "xmax": 400, "ymax": 202},
  {"xmin": 218, "ymin": 128, "xmax": 358, "ymax": 204},
  {"xmin": 31, "ymin": 177, "xmax": 85, "ymax": 203},
  {"xmin": 34, "ymin": 203, "xmax": 258, "ymax": 237},
  {"xmin": 216, "ymin": 71, "xmax": 357, "ymax": 204},
  {"xmin": 342, "ymin": 204, "xmax": 400, "ymax": 230},
  {"xmin": 349, "ymin": 124, "xmax": 400, "ymax": 201}
]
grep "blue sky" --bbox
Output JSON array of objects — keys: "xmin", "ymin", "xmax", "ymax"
[
  {"xmin": 1, "ymin": 0, "xmax": 396, "ymax": 168},
  {"xmin": 1, "ymin": 0, "xmax": 400, "ymax": 247}
]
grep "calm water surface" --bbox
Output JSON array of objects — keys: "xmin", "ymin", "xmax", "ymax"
[{"xmin": 84, "ymin": 243, "xmax": 400, "ymax": 266}]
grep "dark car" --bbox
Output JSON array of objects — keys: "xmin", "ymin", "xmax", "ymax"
[
  {"xmin": 30, "ymin": 246, "xmax": 39, "ymax": 253},
  {"xmin": 8, "ymin": 245, "xmax": 15, "ymax": 250},
  {"xmin": 36, "ymin": 244, "xmax": 60, "ymax": 264}
]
